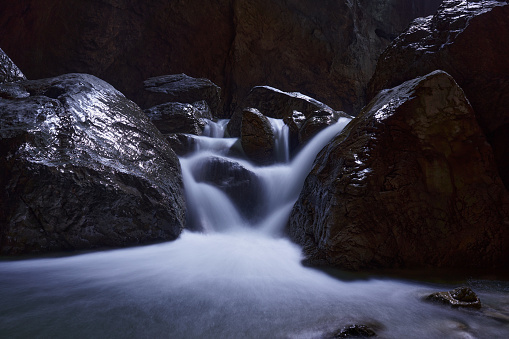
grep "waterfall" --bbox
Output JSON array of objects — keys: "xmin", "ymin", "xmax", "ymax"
[
  {"xmin": 180, "ymin": 117, "xmax": 350, "ymax": 235},
  {"xmin": 1, "ymin": 116, "xmax": 507, "ymax": 339}
]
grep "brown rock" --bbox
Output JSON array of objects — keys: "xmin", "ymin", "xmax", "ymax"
[
  {"xmin": 240, "ymin": 108, "xmax": 275, "ymax": 165},
  {"xmin": 0, "ymin": 0, "xmax": 441, "ymax": 116},
  {"xmin": 288, "ymin": 70, "xmax": 509, "ymax": 270},
  {"xmin": 425, "ymin": 286, "xmax": 482, "ymax": 309},
  {"xmin": 368, "ymin": 0, "xmax": 509, "ymax": 188}
]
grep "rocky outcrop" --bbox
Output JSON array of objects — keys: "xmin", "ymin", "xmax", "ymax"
[
  {"xmin": 425, "ymin": 287, "xmax": 482, "ymax": 309},
  {"xmin": 0, "ymin": 48, "xmax": 25, "ymax": 84},
  {"xmin": 369, "ymin": 0, "xmax": 509, "ymax": 187},
  {"xmin": 0, "ymin": 0, "xmax": 442, "ymax": 116},
  {"xmin": 288, "ymin": 71, "xmax": 509, "ymax": 270},
  {"xmin": 0, "ymin": 73, "xmax": 186, "ymax": 254},
  {"xmin": 229, "ymin": 86, "xmax": 351, "ymax": 154},
  {"xmin": 144, "ymin": 102, "xmax": 212, "ymax": 136},
  {"xmin": 240, "ymin": 108, "xmax": 275, "ymax": 165},
  {"xmin": 141, "ymin": 74, "xmax": 222, "ymax": 116}
]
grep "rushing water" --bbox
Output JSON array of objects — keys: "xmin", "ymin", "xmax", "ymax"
[{"xmin": 1, "ymin": 118, "xmax": 509, "ymax": 338}]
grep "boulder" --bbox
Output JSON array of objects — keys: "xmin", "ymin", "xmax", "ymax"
[
  {"xmin": 0, "ymin": 48, "xmax": 25, "ymax": 84},
  {"xmin": 368, "ymin": 0, "xmax": 509, "ymax": 188},
  {"xmin": 240, "ymin": 108, "xmax": 275, "ymax": 165},
  {"xmin": 229, "ymin": 86, "xmax": 351, "ymax": 153},
  {"xmin": 191, "ymin": 156, "xmax": 263, "ymax": 220},
  {"xmin": 0, "ymin": 73, "xmax": 186, "ymax": 254},
  {"xmin": 144, "ymin": 102, "xmax": 211, "ymax": 135},
  {"xmin": 0, "ymin": 0, "xmax": 442, "ymax": 116},
  {"xmin": 288, "ymin": 70, "xmax": 509, "ymax": 270},
  {"xmin": 141, "ymin": 74, "xmax": 222, "ymax": 116},
  {"xmin": 425, "ymin": 286, "xmax": 482, "ymax": 309}
]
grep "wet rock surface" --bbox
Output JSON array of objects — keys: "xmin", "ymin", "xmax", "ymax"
[
  {"xmin": 240, "ymin": 107, "xmax": 276, "ymax": 165},
  {"xmin": 141, "ymin": 74, "xmax": 222, "ymax": 117},
  {"xmin": 191, "ymin": 156, "xmax": 263, "ymax": 221},
  {"xmin": 144, "ymin": 102, "xmax": 211, "ymax": 136},
  {"xmin": 229, "ymin": 86, "xmax": 351, "ymax": 155},
  {"xmin": 369, "ymin": 0, "xmax": 509, "ymax": 187},
  {"xmin": 425, "ymin": 286, "xmax": 482, "ymax": 309},
  {"xmin": 329, "ymin": 324, "xmax": 377, "ymax": 338},
  {"xmin": 0, "ymin": 73, "xmax": 186, "ymax": 254},
  {"xmin": 0, "ymin": 48, "xmax": 25, "ymax": 84},
  {"xmin": 288, "ymin": 70, "xmax": 509, "ymax": 270},
  {"xmin": 0, "ymin": 0, "xmax": 441, "ymax": 116}
]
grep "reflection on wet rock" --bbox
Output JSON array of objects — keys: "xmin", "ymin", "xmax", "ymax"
[{"xmin": 0, "ymin": 73, "xmax": 186, "ymax": 254}]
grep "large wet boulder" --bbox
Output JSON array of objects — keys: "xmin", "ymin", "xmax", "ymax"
[
  {"xmin": 368, "ymin": 0, "xmax": 509, "ymax": 188},
  {"xmin": 0, "ymin": 0, "xmax": 441, "ymax": 116},
  {"xmin": 141, "ymin": 74, "xmax": 222, "ymax": 116},
  {"xmin": 240, "ymin": 108, "xmax": 276, "ymax": 165},
  {"xmin": 0, "ymin": 48, "xmax": 25, "ymax": 84},
  {"xmin": 288, "ymin": 70, "xmax": 509, "ymax": 270},
  {"xmin": 0, "ymin": 73, "xmax": 186, "ymax": 254},
  {"xmin": 144, "ymin": 101, "xmax": 212, "ymax": 136}
]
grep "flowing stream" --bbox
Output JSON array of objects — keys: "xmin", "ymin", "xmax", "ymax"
[{"xmin": 1, "ymin": 118, "xmax": 509, "ymax": 338}]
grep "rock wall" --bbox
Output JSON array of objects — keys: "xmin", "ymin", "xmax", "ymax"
[
  {"xmin": 288, "ymin": 71, "xmax": 509, "ymax": 270},
  {"xmin": 0, "ymin": 0, "xmax": 442, "ymax": 116}
]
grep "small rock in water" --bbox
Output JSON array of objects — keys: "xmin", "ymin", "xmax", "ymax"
[
  {"xmin": 425, "ymin": 286, "xmax": 482, "ymax": 309},
  {"xmin": 329, "ymin": 324, "xmax": 377, "ymax": 338}
]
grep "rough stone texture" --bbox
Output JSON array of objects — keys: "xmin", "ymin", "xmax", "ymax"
[
  {"xmin": 240, "ymin": 108, "xmax": 275, "ymax": 165},
  {"xmin": 0, "ymin": 0, "xmax": 442, "ymax": 116},
  {"xmin": 191, "ymin": 156, "xmax": 263, "ymax": 221},
  {"xmin": 0, "ymin": 48, "xmax": 26, "ymax": 84},
  {"xmin": 141, "ymin": 74, "xmax": 222, "ymax": 117},
  {"xmin": 288, "ymin": 71, "xmax": 509, "ymax": 270},
  {"xmin": 229, "ymin": 86, "xmax": 351, "ymax": 154},
  {"xmin": 425, "ymin": 287, "xmax": 482, "ymax": 309},
  {"xmin": 0, "ymin": 73, "xmax": 186, "ymax": 254},
  {"xmin": 368, "ymin": 0, "xmax": 509, "ymax": 188},
  {"xmin": 144, "ymin": 102, "xmax": 212, "ymax": 136}
]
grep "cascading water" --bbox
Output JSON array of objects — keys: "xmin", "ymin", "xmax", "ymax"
[{"xmin": 1, "ymin": 118, "xmax": 508, "ymax": 339}]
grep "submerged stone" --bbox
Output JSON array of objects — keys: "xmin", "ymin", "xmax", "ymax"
[
  {"xmin": 425, "ymin": 287, "xmax": 482, "ymax": 309},
  {"xmin": 330, "ymin": 324, "xmax": 377, "ymax": 338}
]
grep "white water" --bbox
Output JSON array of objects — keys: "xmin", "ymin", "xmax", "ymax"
[{"xmin": 1, "ymin": 118, "xmax": 509, "ymax": 338}]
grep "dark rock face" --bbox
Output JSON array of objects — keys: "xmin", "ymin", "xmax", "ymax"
[
  {"xmin": 191, "ymin": 156, "xmax": 263, "ymax": 220},
  {"xmin": 0, "ymin": 73, "xmax": 186, "ymax": 254},
  {"xmin": 229, "ymin": 86, "xmax": 351, "ymax": 154},
  {"xmin": 288, "ymin": 71, "xmax": 509, "ymax": 270},
  {"xmin": 369, "ymin": 0, "xmax": 509, "ymax": 187},
  {"xmin": 0, "ymin": 48, "xmax": 25, "ymax": 84},
  {"xmin": 144, "ymin": 102, "xmax": 211, "ymax": 136},
  {"xmin": 240, "ymin": 108, "xmax": 275, "ymax": 165},
  {"xmin": 0, "ymin": 0, "xmax": 442, "ymax": 116},
  {"xmin": 141, "ymin": 74, "xmax": 222, "ymax": 116},
  {"xmin": 425, "ymin": 287, "xmax": 482, "ymax": 309}
]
